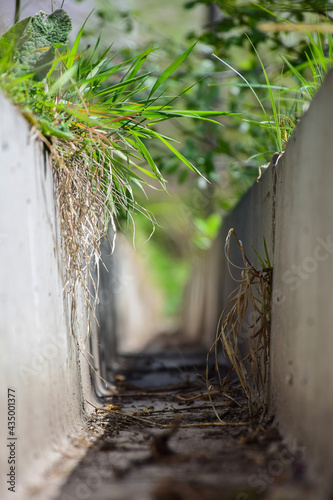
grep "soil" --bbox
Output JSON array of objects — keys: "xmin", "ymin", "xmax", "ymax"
[{"xmin": 54, "ymin": 348, "xmax": 327, "ymax": 500}]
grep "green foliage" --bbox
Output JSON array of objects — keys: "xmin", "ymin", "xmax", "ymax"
[
  {"xmin": 4, "ymin": 2, "xmax": 331, "ymax": 319},
  {"xmin": 49, "ymin": 0, "xmax": 333, "ymax": 321},
  {"xmin": 180, "ymin": 0, "xmax": 333, "ymax": 167},
  {"xmin": 0, "ymin": 10, "xmax": 231, "ymax": 227},
  {"xmin": 0, "ymin": 8, "xmax": 233, "ymax": 314},
  {"xmin": 191, "ymin": 213, "xmax": 221, "ymax": 251},
  {"xmin": 185, "ymin": 0, "xmax": 333, "ymax": 61},
  {"xmin": 212, "ymin": 23, "xmax": 332, "ymax": 154},
  {"xmin": 133, "ymin": 211, "xmax": 192, "ymax": 318}
]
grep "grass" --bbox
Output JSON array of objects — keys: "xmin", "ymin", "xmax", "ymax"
[
  {"xmin": 207, "ymin": 229, "xmax": 272, "ymax": 419},
  {"xmin": 213, "ymin": 10, "xmax": 333, "ymax": 158},
  {"xmin": 0, "ymin": 9, "xmax": 236, "ymax": 340}
]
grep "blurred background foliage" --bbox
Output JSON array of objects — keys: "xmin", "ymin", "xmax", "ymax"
[{"xmin": 73, "ymin": 0, "xmax": 332, "ymax": 320}]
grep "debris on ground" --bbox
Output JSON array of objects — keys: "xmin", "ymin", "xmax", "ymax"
[{"xmin": 51, "ymin": 350, "xmax": 327, "ymax": 500}]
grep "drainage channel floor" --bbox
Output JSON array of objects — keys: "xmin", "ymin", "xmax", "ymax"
[{"xmin": 55, "ymin": 349, "xmax": 326, "ymax": 500}]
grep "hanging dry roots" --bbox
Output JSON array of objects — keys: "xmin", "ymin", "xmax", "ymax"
[
  {"xmin": 207, "ymin": 228, "xmax": 272, "ymax": 417},
  {"xmin": 50, "ymin": 136, "xmax": 117, "ymax": 362}
]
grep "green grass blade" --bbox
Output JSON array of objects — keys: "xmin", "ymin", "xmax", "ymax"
[
  {"xmin": 246, "ymin": 36, "xmax": 282, "ymax": 152},
  {"xmin": 252, "ymin": 246, "xmax": 266, "ymax": 269},
  {"xmin": 48, "ymin": 65, "xmax": 77, "ymax": 95},
  {"xmin": 148, "ymin": 43, "xmax": 196, "ymax": 99},
  {"xmin": 263, "ymin": 238, "xmax": 271, "ymax": 268},
  {"xmin": 130, "ymin": 131, "xmax": 166, "ymax": 187},
  {"xmin": 150, "ymin": 129, "xmax": 207, "ymax": 179},
  {"xmin": 280, "ymin": 55, "xmax": 308, "ymax": 86},
  {"xmin": 67, "ymin": 11, "xmax": 93, "ymax": 69},
  {"xmin": 213, "ymin": 53, "xmax": 268, "ymax": 118},
  {"xmin": 128, "ymin": 46, "xmax": 155, "ymax": 80}
]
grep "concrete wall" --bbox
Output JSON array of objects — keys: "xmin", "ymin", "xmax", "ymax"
[
  {"xmin": 270, "ymin": 68, "xmax": 333, "ymax": 485},
  {"xmin": 182, "ymin": 67, "xmax": 333, "ymax": 486},
  {"xmin": 181, "ymin": 166, "xmax": 273, "ymax": 349},
  {"xmin": 0, "ymin": 93, "xmax": 95, "ymax": 500},
  {"xmin": 90, "ymin": 227, "xmax": 164, "ymax": 397}
]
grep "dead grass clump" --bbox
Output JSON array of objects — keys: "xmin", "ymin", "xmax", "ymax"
[
  {"xmin": 207, "ymin": 228, "xmax": 272, "ymax": 418},
  {"xmin": 52, "ymin": 139, "xmax": 116, "ymax": 314}
]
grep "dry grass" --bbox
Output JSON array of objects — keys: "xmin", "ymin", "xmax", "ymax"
[
  {"xmin": 49, "ymin": 133, "xmax": 157, "ymax": 378},
  {"xmin": 45, "ymin": 141, "xmax": 112, "ymax": 371},
  {"xmin": 52, "ymin": 138, "xmax": 116, "ymax": 309},
  {"xmin": 207, "ymin": 228, "xmax": 272, "ymax": 418}
]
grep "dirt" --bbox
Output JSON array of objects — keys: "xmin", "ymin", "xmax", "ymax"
[{"xmin": 54, "ymin": 349, "xmax": 327, "ymax": 500}]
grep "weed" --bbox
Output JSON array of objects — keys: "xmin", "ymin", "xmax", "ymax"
[
  {"xmin": 0, "ymin": 9, "xmax": 233, "ymax": 346},
  {"xmin": 207, "ymin": 229, "xmax": 272, "ymax": 419},
  {"xmin": 213, "ymin": 5, "xmax": 333, "ymax": 158}
]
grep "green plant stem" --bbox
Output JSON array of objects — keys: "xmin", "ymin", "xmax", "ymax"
[{"xmin": 14, "ymin": 0, "xmax": 20, "ymax": 24}]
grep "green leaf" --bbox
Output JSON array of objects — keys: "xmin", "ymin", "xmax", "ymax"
[
  {"xmin": 263, "ymin": 238, "xmax": 271, "ymax": 268},
  {"xmin": 141, "ymin": 108, "xmax": 236, "ymax": 125},
  {"xmin": 67, "ymin": 11, "xmax": 92, "ymax": 69},
  {"xmin": 131, "ymin": 131, "xmax": 166, "ymax": 188},
  {"xmin": 128, "ymin": 46, "xmax": 156, "ymax": 80},
  {"xmin": 150, "ymin": 129, "xmax": 207, "ymax": 179},
  {"xmin": 48, "ymin": 65, "xmax": 77, "ymax": 95},
  {"xmin": 0, "ymin": 16, "xmax": 31, "ymax": 58},
  {"xmin": 148, "ymin": 43, "xmax": 197, "ymax": 99},
  {"xmin": 39, "ymin": 118, "xmax": 74, "ymax": 139}
]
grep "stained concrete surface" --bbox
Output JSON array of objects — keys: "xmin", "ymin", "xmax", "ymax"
[
  {"xmin": 0, "ymin": 91, "xmax": 95, "ymax": 500},
  {"xmin": 54, "ymin": 349, "xmax": 327, "ymax": 500}
]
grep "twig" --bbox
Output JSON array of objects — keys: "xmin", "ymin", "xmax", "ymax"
[
  {"xmin": 223, "ymin": 392, "xmax": 242, "ymax": 407},
  {"xmin": 179, "ymin": 421, "xmax": 250, "ymax": 428},
  {"xmin": 175, "ymin": 391, "xmax": 220, "ymax": 402}
]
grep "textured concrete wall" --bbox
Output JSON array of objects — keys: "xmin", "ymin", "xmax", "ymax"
[
  {"xmin": 270, "ymin": 69, "xmax": 333, "ymax": 486},
  {"xmin": 216, "ymin": 165, "xmax": 274, "ymax": 320},
  {"xmin": 181, "ymin": 166, "xmax": 273, "ymax": 348},
  {"xmin": 90, "ymin": 228, "xmax": 164, "ymax": 376},
  {"xmin": 0, "ymin": 93, "xmax": 95, "ymax": 499}
]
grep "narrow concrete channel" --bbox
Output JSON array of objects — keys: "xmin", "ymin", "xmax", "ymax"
[{"xmin": 55, "ymin": 348, "xmax": 321, "ymax": 500}]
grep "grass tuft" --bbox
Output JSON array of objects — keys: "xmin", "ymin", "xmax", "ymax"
[
  {"xmin": 207, "ymin": 229, "xmax": 272, "ymax": 419},
  {"xmin": 0, "ymin": 10, "xmax": 233, "ymax": 342},
  {"xmin": 213, "ymin": 7, "xmax": 333, "ymax": 158}
]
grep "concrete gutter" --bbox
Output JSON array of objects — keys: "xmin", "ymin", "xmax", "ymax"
[{"xmin": 2, "ymin": 54, "xmax": 333, "ymax": 499}]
